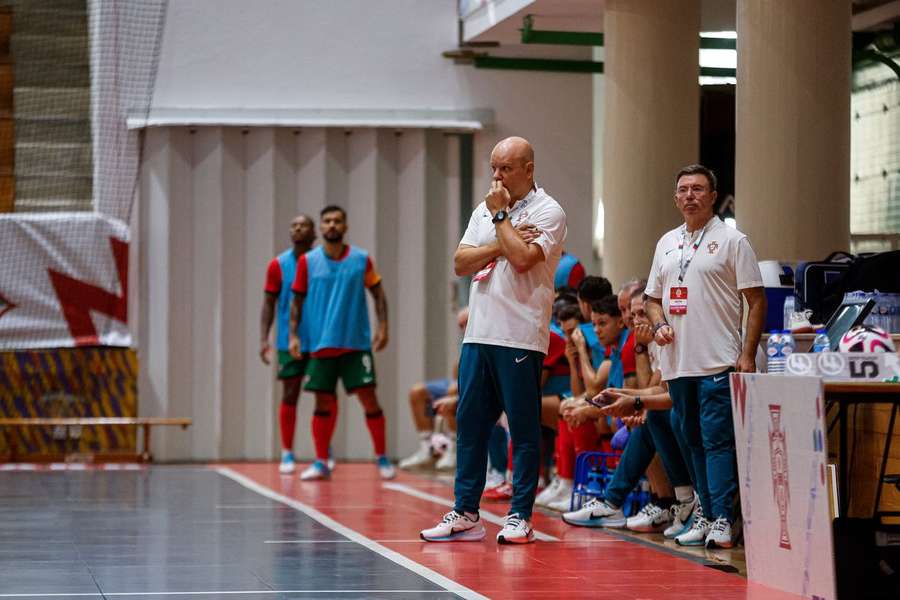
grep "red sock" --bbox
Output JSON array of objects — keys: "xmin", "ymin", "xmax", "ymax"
[
  {"xmin": 279, "ymin": 403, "xmax": 297, "ymax": 451},
  {"xmin": 556, "ymin": 418, "xmax": 575, "ymax": 479},
  {"xmin": 312, "ymin": 410, "xmax": 335, "ymax": 461},
  {"xmin": 365, "ymin": 410, "xmax": 386, "ymax": 456},
  {"xmin": 326, "ymin": 402, "xmax": 339, "ymax": 449}
]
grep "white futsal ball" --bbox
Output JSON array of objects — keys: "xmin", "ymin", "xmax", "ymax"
[{"xmin": 838, "ymin": 325, "xmax": 896, "ymax": 353}]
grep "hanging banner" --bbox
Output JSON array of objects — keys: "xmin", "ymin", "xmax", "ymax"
[
  {"xmin": 730, "ymin": 373, "xmax": 836, "ymax": 600},
  {"xmin": 0, "ymin": 214, "xmax": 131, "ymax": 350}
]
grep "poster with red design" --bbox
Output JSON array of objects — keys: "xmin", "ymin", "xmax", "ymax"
[
  {"xmin": 0, "ymin": 214, "xmax": 130, "ymax": 349},
  {"xmin": 731, "ymin": 373, "xmax": 835, "ymax": 599}
]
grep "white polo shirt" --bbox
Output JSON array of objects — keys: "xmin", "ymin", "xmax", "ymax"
[
  {"xmin": 645, "ymin": 216, "xmax": 763, "ymax": 380},
  {"xmin": 460, "ymin": 186, "xmax": 567, "ymax": 354}
]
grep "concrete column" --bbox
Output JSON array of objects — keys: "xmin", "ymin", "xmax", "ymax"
[
  {"xmin": 602, "ymin": 0, "xmax": 700, "ymax": 287},
  {"xmin": 735, "ymin": 0, "xmax": 851, "ymax": 261}
]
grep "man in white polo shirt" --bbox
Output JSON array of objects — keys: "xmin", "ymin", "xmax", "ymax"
[
  {"xmin": 645, "ymin": 164, "xmax": 766, "ymax": 549},
  {"xmin": 420, "ymin": 136, "xmax": 566, "ymax": 545}
]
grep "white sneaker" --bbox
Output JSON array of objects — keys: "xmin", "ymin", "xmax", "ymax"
[
  {"xmin": 376, "ymin": 456, "xmax": 396, "ymax": 480},
  {"xmin": 497, "ymin": 513, "xmax": 535, "ymax": 544},
  {"xmin": 299, "ymin": 460, "xmax": 330, "ymax": 481},
  {"xmin": 535, "ymin": 478, "xmax": 561, "ymax": 506},
  {"xmin": 562, "ymin": 498, "xmax": 626, "ymax": 528},
  {"xmin": 485, "ymin": 468, "xmax": 505, "ymax": 491},
  {"xmin": 705, "ymin": 517, "xmax": 737, "ymax": 549},
  {"xmin": 278, "ymin": 451, "xmax": 296, "ymax": 474},
  {"xmin": 420, "ymin": 511, "xmax": 486, "ymax": 542},
  {"xmin": 545, "ymin": 480, "xmax": 574, "ymax": 512},
  {"xmin": 435, "ymin": 446, "xmax": 456, "ymax": 470},
  {"xmin": 664, "ymin": 497, "xmax": 698, "ymax": 539},
  {"xmin": 675, "ymin": 514, "xmax": 711, "ymax": 546},
  {"xmin": 399, "ymin": 444, "xmax": 434, "ymax": 470},
  {"xmin": 327, "ymin": 448, "xmax": 336, "ymax": 472},
  {"xmin": 626, "ymin": 502, "xmax": 672, "ymax": 533}
]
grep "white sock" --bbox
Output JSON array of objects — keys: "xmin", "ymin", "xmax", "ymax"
[{"xmin": 674, "ymin": 486, "xmax": 694, "ymax": 503}]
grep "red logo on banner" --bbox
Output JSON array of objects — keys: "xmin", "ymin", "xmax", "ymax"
[
  {"xmin": 0, "ymin": 291, "xmax": 15, "ymax": 321},
  {"xmin": 769, "ymin": 404, "xmax": 792, "ymax": 550},
  {"xmin": 732, "ymin": 373, "xmax": 748, "ymax": 425},
  {"xmin": 48, "ymin": 237, "xmax": 128, "ymax": 346}
]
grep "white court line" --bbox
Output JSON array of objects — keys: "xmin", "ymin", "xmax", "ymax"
[
  {"xmin": 382, "ymin": 482, "xmax": 560, "ymax": 542},
  {"xmin": 0, "ymin": 591, "xmax": 453, "ymax": 597},
  {"xmin": 216, "ymin": 467, "xmax": 487, "ymax": 600},
  {"xmin": 265, "ymin": 539, "xmax": 426, "ymax": 544}
]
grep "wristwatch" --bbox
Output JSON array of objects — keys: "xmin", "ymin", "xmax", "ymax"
[
  {"xmin": 634, "ymin": 343, "xmax": 647, "ymax": 354},
  {"xmin": 491, "ymin": 210, "xmax": 508, "ymax": 224},
  {"xmin": 653, "ymin": 322, "xmax": 669, "ymax": 334},
  {"xmin": 633, "ymin": 396, "xmax": 644, "ymax": 411}
]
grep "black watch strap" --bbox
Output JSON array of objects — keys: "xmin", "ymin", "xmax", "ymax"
[
  {"xmin": 491, "ymin": 210, "xmax": 508, "ymax": 224},
  {"xmin": 633, "ymin": 396, "xmax": 643, "ymax": 411}
]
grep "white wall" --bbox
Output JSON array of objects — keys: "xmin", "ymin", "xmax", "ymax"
[{"xmin": 137, "ymin": 0, "xmax": 594, "ymax": 460}]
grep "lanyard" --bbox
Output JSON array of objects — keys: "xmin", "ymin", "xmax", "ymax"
[{"xmin": 677, "ymin": 220, "xmax": 711, "ymax": 283}]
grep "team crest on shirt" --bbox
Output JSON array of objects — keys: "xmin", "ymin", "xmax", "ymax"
[{"xmin": 707, "ymin": 241, "xmax": 719, "ymax": 254}]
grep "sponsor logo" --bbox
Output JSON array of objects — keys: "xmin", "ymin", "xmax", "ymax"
[
  {"xmin": 786, "ymin": 353, "xmax": 813, "ymax": 375},
  {"xmin": 515, "ymin": 355, "xmax": 527, "ymax": 364},
  {"xmin": 713, "ymin": 374, "xmax": 726, "ymax": 383},
  {"xmin": 769, "ymin": 404, "xmax": 792, "ymax": 550},
  {"xmin": 817, "ymin": 353, "xmax": 845, "ymax": 377}
]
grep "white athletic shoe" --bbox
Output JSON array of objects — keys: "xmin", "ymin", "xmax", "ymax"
[
  {"xmin": 435, "ymin": 445, "xmax": 456, "ymax": 470},
  {"xmin": 420, "ymin": 511, "xmax": 486, "ymax": 542},
  {"xmin": 626, "ymin": 502, "xmax": 671, "ymax": 533},
  {"xmin": 377, "ymin": 456, "xmax": 396, "ymax": 480},
  {"xmin": 675, "ymin": 514, "xmax": 711, "ymax": 546},
  {"xmin": 534, "ymin": 478, "xmax": 561, "ymax": 507},
  {"xmin": 545, "ymin": 480, "xmax": 574, "ymax": 512},
  {"xmin": 663, "ymin": 496, "xmax": 698, "ymax": 539},
  {"xmin": 278, "ymin": 451, "xmax": 296, "ymax": 474},
  {"xmin": 705, "ymin": 517, "xmax": 737, "ymax": 549},
  {"xmin": 299, "ymin": 460, "xmax": 330, "ymax": 481},
  {"xmin": 484, "ymin": 468, "xmax": 506, "ymax": 491},
  {"xmin": 497, "ymin": 513, "xmax": 535, "ymax": 544},
  {"xmin": 327, "ymin": 448, "xmax": 337, "ymax": 472},
  {"xmin": 399, "ymin": 444, "xmax": 434, "ymax": 470},
  {"xmin": 562, "ymin": 498, "xmax": 626, "ymax": 528}
]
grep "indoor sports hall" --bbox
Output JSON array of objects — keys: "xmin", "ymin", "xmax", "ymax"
[{"xmin": 1, "ymin": 1, "xmax": 899, "ymax": 599}]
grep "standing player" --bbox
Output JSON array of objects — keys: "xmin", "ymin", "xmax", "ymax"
[
  {"xmin": 288, "ymin": 205, "xmax": 395, "ymax": 480},
  {"xmin": 260, "ymin": 215, "xmax": 317, "ymax": 474},
  {"xmin": 420, "ymin": 136, "xmax": 567, "ymax": 544}
]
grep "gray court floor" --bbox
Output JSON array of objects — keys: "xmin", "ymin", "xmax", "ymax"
[{"xmin": 0, "ymin": 467, "xmax": 458, "ymax": 599}]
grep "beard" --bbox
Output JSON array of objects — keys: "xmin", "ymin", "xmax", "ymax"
[{"xmin": 323, "ymin": 231, "xmax": 343, "ymax": 243}]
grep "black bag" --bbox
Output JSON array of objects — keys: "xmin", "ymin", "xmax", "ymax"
[{"xmin": 820, "ymin": 250, "xmax": 900, "ymax": 323}]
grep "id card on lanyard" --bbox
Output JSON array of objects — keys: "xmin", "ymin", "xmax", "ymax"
[{"xmin": 669, "ymin": 221, "xmax": 710, "ymax": 316}]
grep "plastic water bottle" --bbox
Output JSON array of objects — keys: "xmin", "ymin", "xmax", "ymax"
[
  {"xmin": 783, "ymin": 295, "xmax": 796, "ymax": 331},
  {"xmin": 811, "ymin": 329, "xmax": 831, "ymax": 353},
  {"xmin": 781, "ymin": 329, "xmax": 796, "ymax": 358},
  {"xmin": 767, "ymin": 330, "xmax": 785, "ymax": 374}
]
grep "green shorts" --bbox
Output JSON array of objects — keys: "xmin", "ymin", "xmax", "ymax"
[
  {"xmin": 277, "ymin": 350, "xmax": 309, "ymax": 380},
  {"xmin": 304, "ymin": 350, "xmax": 376, "ymax": 393}
]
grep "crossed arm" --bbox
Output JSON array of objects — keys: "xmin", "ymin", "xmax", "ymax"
[{"xmin": 454, "ymin": 222, "xmax": 544, "ymax": 276}]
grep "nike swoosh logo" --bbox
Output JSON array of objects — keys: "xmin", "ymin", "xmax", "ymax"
[
  {"xmin": 515, "ymin": 356, "xmax": 527, "ymax": 364},
  {"xmin": 713, "ymin": 375, "xmax": 727, "ymax": 382}
]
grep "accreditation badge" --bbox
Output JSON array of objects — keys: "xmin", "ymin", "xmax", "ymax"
[
  {"xmin": 473, "ymin": 260, "xmax": 496, "ymax": 282},
  {"xmin": 669, "ymin": 286, "xmax": 688, "ymax": 315}
]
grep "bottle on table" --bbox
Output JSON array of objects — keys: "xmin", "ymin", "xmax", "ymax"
[
  {"xmin": 767, "ymin": 330, "xmax": 785, "ymax": 374},
  {"xmin": 812, "ymin": 329, "xmax": 831, "ymax": 353}
]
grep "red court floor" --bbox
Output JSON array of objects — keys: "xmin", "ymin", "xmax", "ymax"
[{"xmin": 222, "ymin": 462, "xmax": 800, "ymax": 600}]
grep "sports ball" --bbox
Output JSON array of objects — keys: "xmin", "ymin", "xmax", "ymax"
[{"xmin": 838, "ymin": 325, "xmax": 896, "ymax": 353}]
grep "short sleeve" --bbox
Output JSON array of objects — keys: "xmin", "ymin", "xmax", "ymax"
[
  {"xmin": 264, "ymin": 259, "xmax": 282, "ymax": 294},
  {"xmin": 531, "ymin": 203, "xmax": 567, "ymax": 260},
  {"xmin": 734, "ymin": 236, "xmax": 764, "ymax": 290},
  {"xmin": 291, "ymin": 254, "xmax": 309, "ymax": 294},
  {"xmin": 364, "ymin": 256, "xmax": 382, "ymax": 288},
  {"xmin": 459, "ymin": 204, "xmax": 483, "ymax": 248},
  {"xmin": 644, "ymin": 242, "xmax": 664, "ymax": 299}
]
